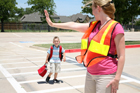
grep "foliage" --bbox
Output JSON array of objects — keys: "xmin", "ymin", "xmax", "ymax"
[
  {"xmin": 27, "ymin": 0, "xmax": 56, "ymax": 22},
  {"xmin": 81, "ymin": 0, "xmax": 140, "ymax": 25},
  {"xmin": 135, "ymin": 19, "xmax": 140, "ymax": 26},
  {"xmin": 0, "ymin": 0, "xmax": 17, "ymax": 32},
  {"xmin": 24, "ymin": 8, "xmax": 34, "ymax": 14}
]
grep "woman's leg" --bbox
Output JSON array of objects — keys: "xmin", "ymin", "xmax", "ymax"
[
  {"xmin": 85, "ymin": 71, "xmax": 96, "ymax": 93},
  {"xmin": 96, "ymin": 74, "xmax": 115, "ymax": 93}
]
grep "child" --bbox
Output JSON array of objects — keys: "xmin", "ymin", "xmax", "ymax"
[{"xmin": 45, "ymin": 36, "xmax": 66, "ymax": 83}]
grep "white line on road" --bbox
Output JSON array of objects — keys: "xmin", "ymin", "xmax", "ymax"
[
  {"xmin": 9, "ymin": 42, "xmax": 23, "ymax": 48},
  {"xmin": 0, "ymin": 64, "xmax": 26, "ymax": 93},
  {"xmin": 12, "ymin": 33, "xmax": 22, "ymax": 37},
  {"xmin": 120, "ymin": 79, "xmax": 133, "ymax": 83},
  {"xmin": 26, "ymin": 79, "xmax": 134, "ymax": 93},
  {"xmin": 1, "ymin": 60, "xmax": 44, "ymax": 65},
  {"xmin": 6, "ymin": 66, "xmax": 38, "ymax": 70},
  {"xmin": 0, "ymin": 57, "xmax": 45, "ymax": 61},
  {"xmin": 121, "ymin": 75, "xmax": 140, "ymax": 84},
  {"xmin": 27, "ymin": 85, "xmax": 84, "ymax": 93},
  {"xmin": 11, "ymin": 67, "xmax": 86, "ymax": 76},
  {"xmin": 6, "ymin": 63, "xmax": 80, "ymax": 70},
  {"xmin": 19, "ymin": 74, "xmax": 86, "ymax": 84}
]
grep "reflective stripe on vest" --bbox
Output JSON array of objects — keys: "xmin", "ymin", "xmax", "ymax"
[
  {"xmin": 76, "ymin": 21, "xmax": 98, "ymax": 64},
  {"xmin": 88, "ymin": 21, "xmax": 116, "ymax": 56},
  {"xmin": 76, "ymin": 20, "xmax": 118, "ymax": 67}
]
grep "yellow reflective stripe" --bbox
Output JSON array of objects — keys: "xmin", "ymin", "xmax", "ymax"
[
  {"xmin": 88, "ymin": 40, "xmax": 109, "ymax": 56},
  {"xmin": 92, "ymin": 21, "xmax": 97, "ymax": 24},
  {"xmin": 100, "ymin": 21, "xmax": 116, "ymax": 44},
  {"xmin": 81, "ymin": 39, "xmax": 88, "ymax": 49}
]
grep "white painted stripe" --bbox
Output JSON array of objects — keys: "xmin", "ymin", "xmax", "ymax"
[
  {"xmin": 12, "ymin": 33, "xmax": 22, "ymax": 37},
  {"xmin": 25, "ymin": 79, "xmax": 136, "ymax": 93},
  {"xmin": 120, "ymin": 80, "xmax": 133, "ymax": 83},
  {"xmin": 0, "ymin": 57, "xmax": 45, "ymax": 61},
  {"xmin": 1, "ymin": 60, "xmax": 43, "ymax": 65},
  {"xmin": 0, "ymin": 65, "xmax": 26, "ymax": 93},
  {"xmin": 9, "ymin": 42, "xmax": 23, "ymax": 48},
  {"xmin": 121, "ymin": 75, "xmax": 140, "ymax": 84},
  {"xmin": 19, "ymin": 74, "xmax": 86, "ymax": 84},
  {"xmin": 66, "ymin": 57, "xmax": 77, "ymax": 62},
  {"xmin": 6, "ymin": 63, "xmax": 80, "ymax": 70},
  {"xmin": 11, "ymin": 67, "xmax": 86, "ymax": 76},
  {"xmin": 27, "ymin": 85, "xmax": 84, "ymax": 93},
  {"xmin": 34, "ymin": 49, "xmax": 46, "ymax": 53},
  {"xmin": 6, "ymin": 66, "xmax": 38, "ymax": 70}
]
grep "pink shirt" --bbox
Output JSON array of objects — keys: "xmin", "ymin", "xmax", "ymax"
[{"xmin": 87, "ymin": 21, "xmax": 124, "ymax": 75}]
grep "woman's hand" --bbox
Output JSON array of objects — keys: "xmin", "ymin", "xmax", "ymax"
[
  {"xmin": 44, "ymin": 10, "xmax": 53, "ymax": 26},
  {"xmin": 106, "ymin": 78, "xmax": 119, "ymax": 93}
]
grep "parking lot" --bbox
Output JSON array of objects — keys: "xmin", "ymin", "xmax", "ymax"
[{"xmin": 0, "ymin": 32, "xmax": 140, "ymax": 93}]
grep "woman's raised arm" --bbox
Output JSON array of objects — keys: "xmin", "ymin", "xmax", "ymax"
[{"xmin": 44, "ymin": 10, "xmax": 89, "ymax": 32}]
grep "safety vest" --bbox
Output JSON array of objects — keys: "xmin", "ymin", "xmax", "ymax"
[
  {"xmin": 48, "ymin": 45, "xmax": 63, "ymax": 61},
  {"xmin": 76, "ymin": 20, "xmax": 118, "ymax": 67}
]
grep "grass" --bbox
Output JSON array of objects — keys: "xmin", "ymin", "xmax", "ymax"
[
  {"xmin": 33, "ymin": 43, "xmax": 81, "ymax": 49},
  {"xmin": 33, "ymin": 41, "xmax": 140, "ymax": 49},
  {"xmin": 125, "ymin": 41, "xmax": 140, "ymax": 45}
]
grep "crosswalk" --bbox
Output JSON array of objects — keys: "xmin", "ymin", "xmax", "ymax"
[
  {"xmin": 0, "ymin": 51, "xmax": 87, "ymax": 93},
  {"xmin": 1, "ymin": 46, "xmax": 140, "ymax": 93}
]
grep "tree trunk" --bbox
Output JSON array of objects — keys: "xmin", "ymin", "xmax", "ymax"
[
  {"xmin": 132, "ymin": 16, "xmax": 134, "ymax": 28},
  {"xmin": 1, "ymin": 18, "xmax": 4, "ymax": 32},
  {"xmin": 48, "ymin": 25, "xmax": 50, "ymax": 32}
]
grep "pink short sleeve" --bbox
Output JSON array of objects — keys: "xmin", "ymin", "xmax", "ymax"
[{"xmin": 112, "ymin": 23, "xmax": 124, "ymax": 39}]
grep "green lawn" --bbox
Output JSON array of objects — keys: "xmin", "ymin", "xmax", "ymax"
[
  {"xmin": 33, "ymin": 41, "xmax": 140, "ymax": 49},
  {"xmin": 33, "ymin": 43, "xmax": 81, "ymax": 49}
]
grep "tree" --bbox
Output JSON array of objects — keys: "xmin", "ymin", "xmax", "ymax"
[
  {"xmin": 16, "ymin": 7, "xmax": 25, "ymax": 18},
  {"xmin": 24, "ymin": 8, "xmax": 34, "ymax": 14},
  {"xmin": 27, "ymin": 0, "xmax": 56, "ymax": 32},
  {"xmin": 0, "ymin": 0, "xmax": 17, "ymax": 32},
  {"xmin": 81, "ymin": 0, "xmax": 140, "ymax": 25},
  {"xmin": 135, "ymin": 19, "xmax": 140, "ymax": 26}
]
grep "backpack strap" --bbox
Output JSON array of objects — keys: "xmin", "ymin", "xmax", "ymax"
[
  {"xmin": 107, "ymin": 54, "xmax": 118, "ymax": 58},
  {"xmin": 59, "ymin": 45, "xmax": 62, "ymax": 61},
  {"xmin": 48, "ymin": 45, "xmax": 54, "ymax": 61}
]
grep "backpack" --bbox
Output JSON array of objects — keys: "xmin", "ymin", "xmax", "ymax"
[{"xmin": 48, "ymin": 45, "xmax": 63, "ymax": 61}]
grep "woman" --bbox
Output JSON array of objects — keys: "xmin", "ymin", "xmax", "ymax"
[{"xmin": 44, "ymin": 0, "xmax": 125, "ymax": 93}]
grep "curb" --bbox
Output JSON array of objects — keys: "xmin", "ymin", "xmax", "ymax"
[
  {"xmin": 125, "ymin": 44, "xmax": 140, "ymax": 48},
  {"xmin": 65, "ymin": 44, "xmax": 140, "ymax": 53}
]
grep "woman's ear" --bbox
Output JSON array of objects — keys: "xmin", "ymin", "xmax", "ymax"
[{"xmin": 97, "ymin": 5, "xmax": 102, "ymax": 12}]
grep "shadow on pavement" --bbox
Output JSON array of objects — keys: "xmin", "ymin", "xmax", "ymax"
[{"xmin": 37, "ymin": 80, "xmax": 63, "ymax": 85}]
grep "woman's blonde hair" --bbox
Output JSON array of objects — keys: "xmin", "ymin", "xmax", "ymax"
[{"xmin": 83, "ymin": 0, "xmax": 116, "ymax": 19}]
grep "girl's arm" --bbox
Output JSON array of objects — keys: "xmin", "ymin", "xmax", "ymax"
[
  {"xmin": 45, "ymin": 53, "xmax": 50, "ymax": 64},
  {"xmin": 44, "ymin": 10, "xmax": 89, "ymax": 32},
  {"xmin": 63, "ymin": 52, "xmax": 66, "ymax": 62}
]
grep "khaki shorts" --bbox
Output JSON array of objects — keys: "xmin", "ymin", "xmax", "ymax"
[
  {"xmin": 85, "ymin": 71, "xmax": 116, "ymax": 93},
  {"xmin": 50, "ymin": 63, "xmax": 61, "ymax": 73}
]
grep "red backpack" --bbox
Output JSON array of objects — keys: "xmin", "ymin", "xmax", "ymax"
[{"xmin": 48, "ymin": 45, "xmax": 63, "ymax": 61}]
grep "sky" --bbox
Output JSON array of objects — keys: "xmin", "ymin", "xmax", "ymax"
[{"xmin": 16, "ymin": 0, "xmax": 92, "ymax": 16}]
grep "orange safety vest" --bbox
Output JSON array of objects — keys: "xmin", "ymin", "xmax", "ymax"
[{"xmin": 76, "ymin": 20, "xmax": 118, "ymax": 67}]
